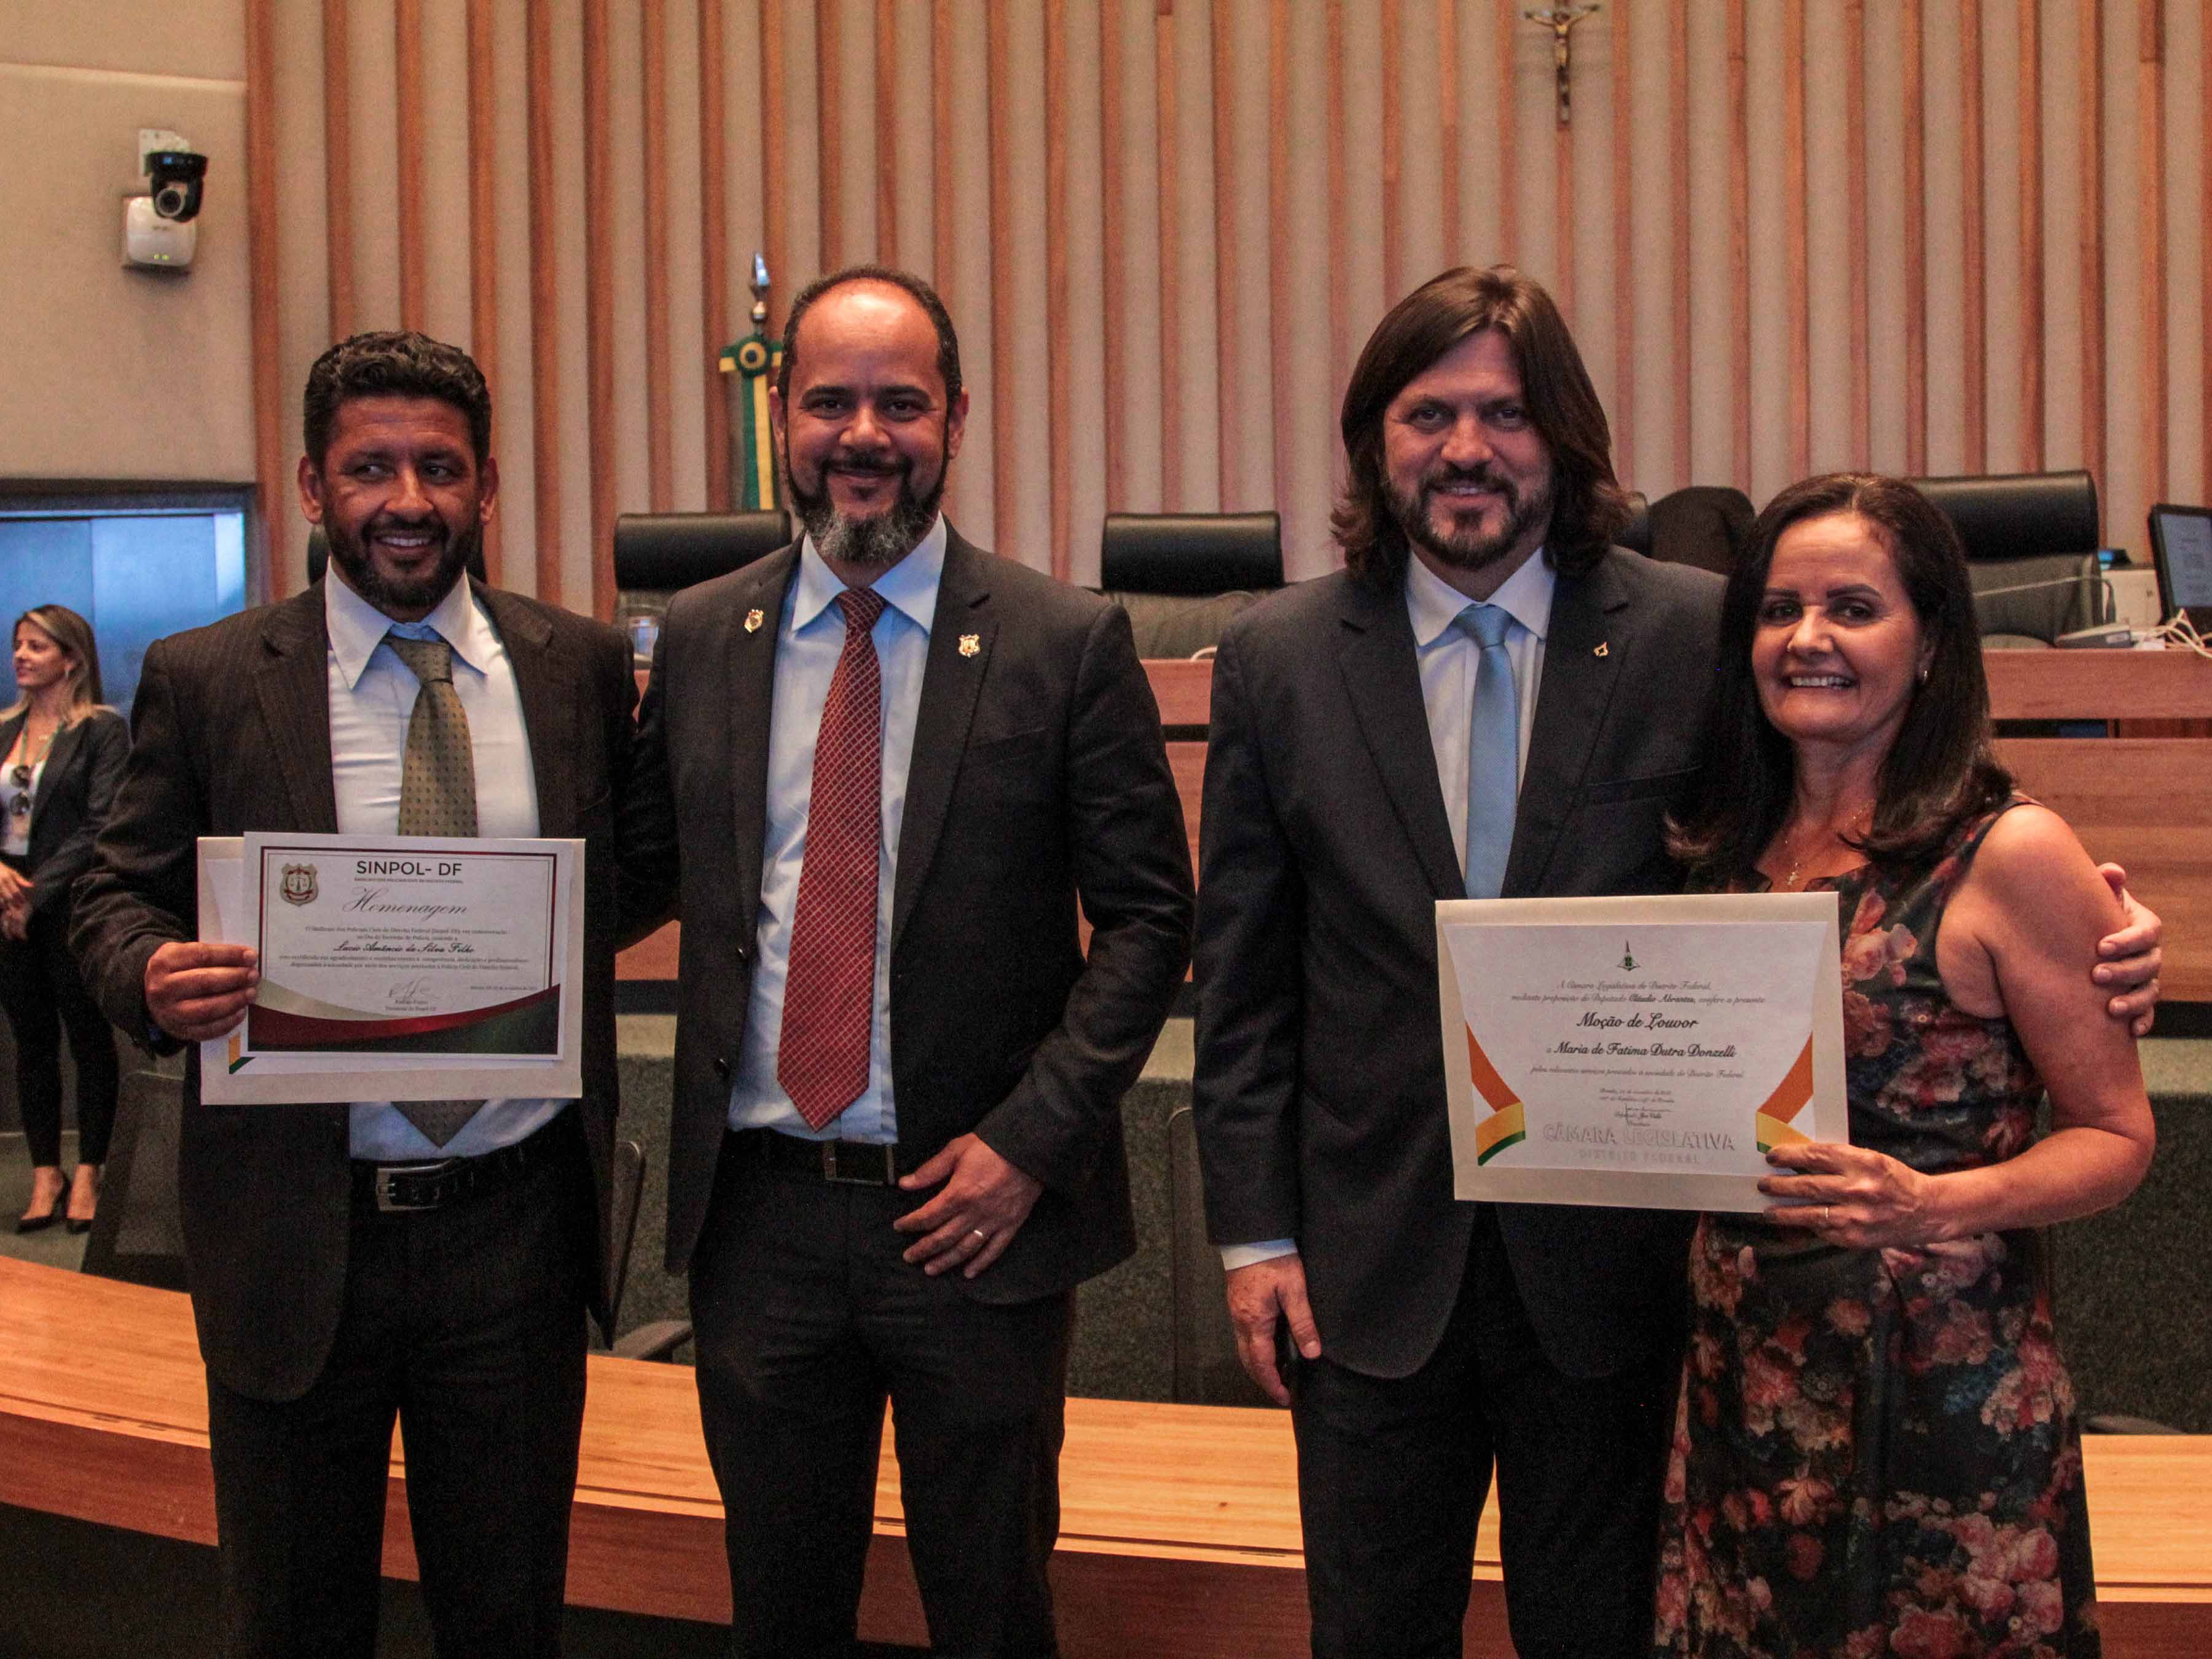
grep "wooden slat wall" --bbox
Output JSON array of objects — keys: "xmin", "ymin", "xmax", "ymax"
[
  {"xmin": 1610, "ymin": 0, "xmax": 1633, "ymax": 487},
  {"xmin": 1904, "ymin": 0, "xmax": 1928, "ymax": 476},
  {"xmin": 1784, "ymin": 0, "xmax": 1808, "ymax": 480},
  {"xmin": 253, "ymin": 0, "xmax": 2212, "ymax": 605},
  {"xmin": 321, "ymin": 0, "xmax": 353, "ymax": 343},
  {"xmin": 465, "ymin": 0, "xmax": 501, "ymax": 584},
  {"xmin": 2080, "ymin": 0, "xmax": 2106, "ymax": 536},
  {"xmin": 2138, "ymin": 1, "xmax": 2167, "ymax": 508},
  {"xmin": 1959, "ymin": 0, "xmax": 1987, "ymax": 475},
  {"xmin": 245, "ymin": 0, "xmax": 286, "ymax": 600},
  {"xmin": 2017, "ymin": 0, "xmax": 2044, "ymax": 474},
  {"xmin": 642, "ymin": 0, "xmax": 675, "ymax": 514},
  {"xmin": 394, "ymin": 0, "xmax": 426, "ymax": 331},
  {"xmin": 698, "ymin": 0, "xmax": 731, "ymax": 512}
]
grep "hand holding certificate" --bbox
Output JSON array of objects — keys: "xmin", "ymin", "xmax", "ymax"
[
  {"xmin": 198, "ymin": 831, "xmax": 584, "ymax": 1105},
  {"xmin": 1437, "ymin": 892, "xmax": 1849, "ymax": 1212}
]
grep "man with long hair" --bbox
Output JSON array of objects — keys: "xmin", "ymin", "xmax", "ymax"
[{"xmin": 1190, "ymin": 266, "xmax": 2161, "ymax": 1657}]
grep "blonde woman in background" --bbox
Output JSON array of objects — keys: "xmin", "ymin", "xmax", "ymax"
[{"xmin": 1, "ymin": 605, "xmax": 127, "ymax": 1233}]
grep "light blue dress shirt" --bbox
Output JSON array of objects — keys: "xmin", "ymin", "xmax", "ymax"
[
  {"xmin": 728, "ymin": 517, "xmax": 948, "ymax": 1142},
  {"xmin": 323, "ymin": 572, "xmax": 568, "ymax": 1161},
  {"xmin": 1218, "ymin": 548, "xmax": 1556, "ymax": 1270}
]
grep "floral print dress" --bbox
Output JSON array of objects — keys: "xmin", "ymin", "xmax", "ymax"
[{"xmin": 1653, "ymin": 799, "xmax": 2101, "ymax": 1658}]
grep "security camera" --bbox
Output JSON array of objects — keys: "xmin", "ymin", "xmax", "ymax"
[
  {"xmin": 123, "ymin": 129, "xmax": 202, "ymax": 271},
  {"xmin": 147, "ymin": 150, "xmax": 207, "ymax": 221}
]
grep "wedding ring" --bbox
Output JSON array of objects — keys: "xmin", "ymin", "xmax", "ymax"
[
  {"xmin": 969, "ymin": 1228, "xmax": 987, "ymax": 1242},
  {"xmin": 1822, "ymin": 1205, "xmax": 1833, "ymax": 1228}
]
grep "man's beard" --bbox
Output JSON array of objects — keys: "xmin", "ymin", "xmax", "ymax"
[
  {"xmin": 1385, "ymin": 464, "xmax": 1552, "ymax": 573},
  {"xmin": 323, "ymin": 514, "xmax": 477, "ymax": 614},
  {"xmin": 788, "ymin": 450, "xmax": 947, "ymax": 567}
]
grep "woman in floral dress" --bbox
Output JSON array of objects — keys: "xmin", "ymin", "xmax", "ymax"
[{"xmin": 1653, "ymin": 474, "xmax": 2155, "ymax": 1658}]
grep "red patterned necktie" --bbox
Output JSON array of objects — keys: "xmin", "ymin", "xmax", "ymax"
[{"xmin": 777, "ymin": 587, "xmax": 890, "ymax": 1129}]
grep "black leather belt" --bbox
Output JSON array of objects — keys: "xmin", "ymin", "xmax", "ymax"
[
  {"xmin": 729, "ymin": 1127, "xmax": 911, "ymax": 1188},
  {"xmin": 352, "ymin": 1116, "xmax": 567, "ymax": 1213}
]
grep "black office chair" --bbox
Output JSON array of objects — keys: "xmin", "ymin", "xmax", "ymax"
[
  {"xmin": 612, "ymin": 509, "xmax": 792, "ymax": 663},
  {"xmin": 1096, "ymin": 511, "xmax": 1284, "ymax": 659},
  {"xmin": 613, "ymin": 509, "xmax": 792, "ymax": 597},
  {"xmin": 305, "ymin": 525, "xmax": 488, "ymax": 587},
  {"xmin": 1634, "ymin": 486, "xmax": 1754, "ymax": 577},
  {"xmin": 1906, "ymin": 472, "xmax": 2107, "ymax": 647}
]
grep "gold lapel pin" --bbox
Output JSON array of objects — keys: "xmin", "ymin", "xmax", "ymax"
[
  {"xmin": 959, "ymin": 633, "xmax": 981, "ymax": 657},
  {"xmin": 1593, "ymin": 641, "xmax": 1609, "ymax": 658},
  {"xmin": 744, "ymin": 608, "xmax": 765, "ymax": 633}
]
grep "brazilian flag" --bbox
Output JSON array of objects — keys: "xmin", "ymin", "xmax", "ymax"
[{"xmin": 719, "ymin": 331, "xmax": 783, "ymax": 510}]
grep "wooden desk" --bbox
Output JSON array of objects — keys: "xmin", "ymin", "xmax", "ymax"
[
  {"xmin": 1142, "ymin": 652, "xmax": 2212, "ymax": 1000},
  {"xmin": 1985, "ymin": 651, "xmax": 2212, "ymax": 1000},
  {"xmin": 2, "ymin": 1258, "xmax": 2205, "ymax": 1655}
]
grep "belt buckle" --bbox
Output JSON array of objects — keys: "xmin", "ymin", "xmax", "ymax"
[
  {"xmin": 374, "ymin": 1159, "xmax": 455, "ymax": 1212},
  {"xmin": 819, "ymin": 1142, "xmax": 896, "ymax": 1186}
]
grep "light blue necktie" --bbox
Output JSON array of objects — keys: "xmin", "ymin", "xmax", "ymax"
[{"xmin": 1456, "ymin": 603, "xmax": 1519, "ymax": 900}]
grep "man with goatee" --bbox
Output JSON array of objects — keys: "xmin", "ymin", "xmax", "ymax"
[
  {"xmin": 73, "ymin": 331, "xmax": 641, "ymax": 1659},
  {"xmin": 624, "ymin": 266, "xmax": 1192, "ymax": 1658}
]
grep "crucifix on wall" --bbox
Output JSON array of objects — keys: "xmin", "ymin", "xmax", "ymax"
[{"xmin": 1523, "ymin": 4, "xmax": 1601, "ymax": 127}]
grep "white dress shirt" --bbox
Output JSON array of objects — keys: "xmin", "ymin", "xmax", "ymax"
[
  {"xmin": 323, "ymin": 572, "xmax": 567, "ymax": 1160},
  {"xmin": 1219, "ymin": 549, "xmax": 1556, "ymax": 1271},
  {"xmin": 728, "ymin": 517, "xmax": 947, "ymax": 1142}
]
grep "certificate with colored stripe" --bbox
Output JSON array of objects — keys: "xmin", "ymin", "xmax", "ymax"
[
  {"xmin": 1436, "ymin": 892, "xmax": 1847, "ymax": 1212},
  {"xmin": 195, "ymin": 832, "xmax": 584, "ymax": 1105}
]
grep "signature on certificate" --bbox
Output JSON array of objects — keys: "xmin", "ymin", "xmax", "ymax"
[{"xmin": 388, "ymin": 976, "xmax": 436, "ymax": 1011}]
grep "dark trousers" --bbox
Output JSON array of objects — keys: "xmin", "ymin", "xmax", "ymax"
[
  {"xmin": 203, "ymin": 1113, "xmax": 593, "ymax": 1659},
  {"xmin": 0, "ymin": 901, "xmax": 119, "ymax": 1167},
  {"xmin": 1290, "ymin": 1207, "xmax": 1678, "ymax": 1659},
  {"xmin": 689, "ymin": 1136, "xmax": 1075, "ymax": 1659}
]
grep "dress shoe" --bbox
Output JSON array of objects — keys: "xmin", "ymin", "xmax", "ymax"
[{"xmin": 15, "ymin": 1203, "xmax": 62, "ymax": 1234}]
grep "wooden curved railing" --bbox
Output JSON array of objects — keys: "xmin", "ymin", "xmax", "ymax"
[{"xmin": 2, "ymin": 1257, "xmax": 2207, "ymax": 1654}]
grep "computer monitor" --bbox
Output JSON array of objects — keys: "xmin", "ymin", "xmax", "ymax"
[{"xmin": 2147, "ymin": 504, "xmax": 2212, "ymax": 630}]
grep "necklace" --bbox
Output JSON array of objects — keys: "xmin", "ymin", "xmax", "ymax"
[
  {"xmin": 1775, "ymin": 807, "xmax": 1872, "ymax": 891},
  {"xmin": 11, "ymin": 717, "xmax": 58, "ymax": 769}
]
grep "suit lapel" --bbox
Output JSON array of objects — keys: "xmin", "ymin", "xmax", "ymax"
[
  {"xmin": 728, "ymin": 549, "xmax": 801, "ymax": 935},
  {"xmin": 477, "ymin": 586, "xmax": 570, "ymax": 834},
  {"xmin": 1506, "ymin": 555, "xmax": 1630, "ymax": 895},
  {"xmin": 254, "ymin": 587, "xmax": 340, "ymax": 833},
  {"xmin": 31, "ymin": 718, "xmax": 84, "ymax": 810},
  {"xmin": 1335, "ymin": 576, "xmax": 1464, "ymax": 901},
  {"xmin": 891, "ymin": 530, "xmax": 993, "ymax": 950}
]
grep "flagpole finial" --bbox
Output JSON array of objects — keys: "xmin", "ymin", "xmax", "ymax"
[{"xmin": 750, "ymin": 253, "xmax": 772, "ymax": 328}]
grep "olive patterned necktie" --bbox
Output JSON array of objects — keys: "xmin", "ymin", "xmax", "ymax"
[{"xmin": 382, "ymin": 632, "xmax": 483, "ymax": 1148}]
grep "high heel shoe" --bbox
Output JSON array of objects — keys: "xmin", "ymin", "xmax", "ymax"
[
  {"xmin": 63, "ymin": 1167, "xmax": 98, "ymax": 1234},
  {"xmin": 16, "ymin": 1198, "xmax": 63, "ymax": 1234},
  {"xmin": 17, "ymin": 1167, "xmax": 70, "ymax": 1239}
]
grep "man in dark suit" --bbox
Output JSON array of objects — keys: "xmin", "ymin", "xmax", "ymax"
[
  {"xmin": 72, "ymin": 332, "xmax": 638, "ymax": 1659},
  {"xmin": 1191, "ymin": 267, "xmax": 2164, "ymax": 1658},
  {"xmin": 624, "ymin": 267, "xmax": 1192, "ymax": 1658}
]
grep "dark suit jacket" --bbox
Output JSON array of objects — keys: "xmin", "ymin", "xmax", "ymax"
[
  {"xmin": 1193, "ymin": 549, "xmax": 1725, "ymax": 1380},
  {"xmin": 1, "ymin": 705, "xmax": 129, "ymax": 919},
  {"xmin": 626, "ymin": 529, "xmax": 1194, "ymax": 1303},
  {"xmin": 71, "ymin": 581, "xmax": 638, "ymax": 1400}
]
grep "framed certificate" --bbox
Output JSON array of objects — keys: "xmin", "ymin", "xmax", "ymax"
[
  {"xmin": 197, "ymin": 833, "xmax": 585, "ymax": 1105},
  {"xmin": 1437, "ymin": 892, "xmax": 1849, "ymax": 1212}
]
